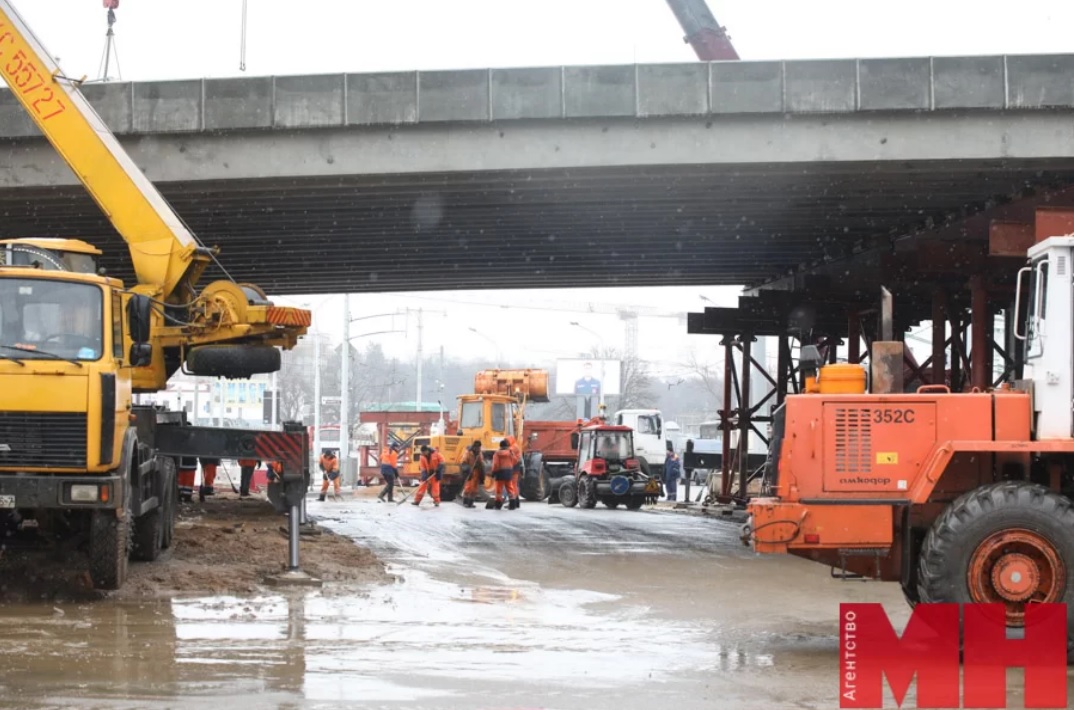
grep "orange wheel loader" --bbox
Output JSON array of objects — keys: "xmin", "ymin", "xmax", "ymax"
[{"xmin": 744, "ymin": 236, "xmax": 1074, "ymax": 657}]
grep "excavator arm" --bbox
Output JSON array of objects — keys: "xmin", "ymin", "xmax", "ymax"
[{"xmin": 0, "ymin": 1, "xmax": 309, "ymax": 386}]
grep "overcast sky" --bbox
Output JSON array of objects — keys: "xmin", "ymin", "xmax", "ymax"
[{"xmin": 10, "ymin": 1, "xmax": 1073, "ymax": 375}]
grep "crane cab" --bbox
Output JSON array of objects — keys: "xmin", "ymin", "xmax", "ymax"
[{"xmin": 1, "ymin": 238, "xmax": 102, "ymax": 275}]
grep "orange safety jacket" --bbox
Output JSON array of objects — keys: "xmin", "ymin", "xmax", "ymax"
[
  {"xmin": 492, "ymin": 449, "xmax": 514, "ymax": 472},
  {"xmin": 420, "ymin": 451, "xmax": 445, "ymax": 475},
  {"xmin": 381, "ymin": 449, "xmax": 399, "ymax": 468},
  {"xmin": 319, "ymin": 454, "xmax": 339, "ymax": 473}
]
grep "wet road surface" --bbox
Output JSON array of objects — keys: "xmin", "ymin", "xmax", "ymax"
[{"xmin": 1, "ymin": 496, "xmax": 1071, "ymax": 709}]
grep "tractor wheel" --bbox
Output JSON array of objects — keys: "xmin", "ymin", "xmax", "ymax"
[
  {"xmin": 603, "ymin": 498, "xmax": 620, "ymax": 510},
  {"xmin": 917, "ymin": 481, "xmax": 1074, "ymax": 657},
  {"xmin": 440, "ymin": 483, "xmax": 460, "ymax": 503},
  {"xmin": 579, "ymin": 477, "xmax": 598, "ymax": 509},
  {"xmin": 559, "ymin": 480, "xmax": 578, "ymax": 508},
  {"xmin": 626, "ymin": 497, "xmax": 644, "ymax": 510},
  {"xmin": 159, "ymin": 457, "xmax": 178, "ymax": 550},
  {"xmin": 89, "ymin": 508, "xmax": 130, "ymax": 590}
]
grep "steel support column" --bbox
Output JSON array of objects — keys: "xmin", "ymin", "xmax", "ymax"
[
  {"xmin": 776, "ymin": 333, "xmax": 790, "ymax": 405},
  {"xmin": 971, "ymin": 276, "xmax": 989, "ymax": 391},
  {"xmin": 949, "ymin": 310, "xmax": 963, "ymax": 391},
  {"xmin": 720, "ymin": 337, "xmax": 734, "ymax": 501},
  {"xmin": 739, "ymin": 335, "xmax": 753, "ymax": 501},
  {"xmin": 932, "ymin": 290, "xmax": 946, "ymax": 386},
  {"xmin": 848, "ymin": 312, "xmax": 861, "ymax": 364}
]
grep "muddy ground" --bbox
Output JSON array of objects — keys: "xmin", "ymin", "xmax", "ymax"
[{"xmin": 0, "ymin": 493, "xmax": 390, "ymax": 602}]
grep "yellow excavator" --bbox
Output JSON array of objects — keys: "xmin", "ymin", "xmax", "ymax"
[{"xmin": 0, "ymin": 2, "xmax": 311, "ymax": 589}]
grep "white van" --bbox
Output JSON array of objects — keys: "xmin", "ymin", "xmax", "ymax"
[{"xmin": 612, "ymin": 409, "xmax": 674, "ymax": 476}]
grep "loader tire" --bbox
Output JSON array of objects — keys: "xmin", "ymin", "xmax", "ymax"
[
  {"xmin": 917, "ymin": 481, "xmax": 1074, "ymax": 659},
  {"xmin": 89, "ymin": 509, "xmax": 130, "ymax": 590},
  {"xmin": 160, "ymin": 457, "xmax": 178, "ymax": 550}
]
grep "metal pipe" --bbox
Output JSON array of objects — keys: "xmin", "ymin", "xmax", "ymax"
[
  {"xmin": 776, "ymin": 333, "xmax": 790, "ymax": 405},
  {"xmin": 287, "ymin": 502, "xmax": 300, "ymax": 570}
]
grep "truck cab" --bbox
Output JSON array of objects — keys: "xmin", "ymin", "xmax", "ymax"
[{"xmin": 613, "ymin": 408, "xmax": 670, "ymax": 473}]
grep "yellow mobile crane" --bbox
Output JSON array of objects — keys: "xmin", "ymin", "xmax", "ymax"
[{"xmin": 0, "ymin": 2, "xmax": 311, "ymax": 589}]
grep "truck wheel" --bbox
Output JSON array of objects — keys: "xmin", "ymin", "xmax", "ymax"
[
  {"xmin": 917, "ymin": 481, "xmax": 1074, "ymax": 657},
  {"xmin": 521, "ymin": 467, "xmax": 549, "ymax": 502},
  {"xmin": 638, "ymin": 458, "xmax": 651, "ymax": 477},
  {"xmin": 603, "ymin": 498, "xmax": 620, "ymax": 510},
  {"xmin": 626, "ymin": 497, "xmax": 644, "ymax": 510},
  {"xmin": 559, "ymin": 480, "xmax": 578, "ymax": 508},
  {"xmin": 132, "ymin": 507, "xmax": 163, "ymax": 562},
  {"xmin": 89, "ymin": 509, "xmax": 129, "ymax": 590},
  {"xmin": 440, "ymin": 483, "xmax": 459, "ymax": 503},
  {"xmin": 579, "ymin": 477, "xmax": 597, "ymax": 509},
  {"xmin": 160, "ymin": 457, "xmax": 178, "ymax": 550}
]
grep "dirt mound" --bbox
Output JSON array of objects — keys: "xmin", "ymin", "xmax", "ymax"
[{"xmin": 0, "ymin": 494, "xmax": 390, "ymax": 602}]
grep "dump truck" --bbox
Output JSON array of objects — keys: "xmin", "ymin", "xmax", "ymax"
[
  {"xmin": 745, "ymin": 236, "xmax": 1074, "ymax": 654},
  {"xmin": 0, "ymin": 2, "xmax": 311, "ymax": 589}
]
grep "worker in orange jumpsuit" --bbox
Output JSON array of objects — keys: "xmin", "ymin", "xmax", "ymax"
[
  {"xmin": 460, "ymin": 440, "xmax": 485, "ymax": 508},
  {"xmin": 378, "ymin": 443, "xmax": 400, "ymax": 502},
  {"xmin": 487, "ymin": 440, "xmax": 515, "ymax": 510},
  {"xmin": 177, "ymin": 456, "xmax": 197, "ymax": 502},
  {"xmin": 198, "ymin": 457, "xmax": 220, "ymax": 503},
  {"xmin": 412, "ymin": 445, "xmax": 444, "ymax": 507},
  {"xmin": 237, "ymin": 457, "xmax": 261, "ymax": 498},
  {"xmin": 506, "ymin": 435, "xmax": 522, "ymax": 510},
  {"xmin": 317, "ymin": 449, "xmax": 341, "ymax": 501}
]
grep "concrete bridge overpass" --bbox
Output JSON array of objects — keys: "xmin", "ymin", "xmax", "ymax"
[{"xmin": 2, "ymin": 56, "xmax": 1074, "ymax": 302}]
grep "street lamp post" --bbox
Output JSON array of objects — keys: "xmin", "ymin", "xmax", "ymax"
[{"xmin": 570, "ymin": 321, "xmax": 606, "ymax": 413}]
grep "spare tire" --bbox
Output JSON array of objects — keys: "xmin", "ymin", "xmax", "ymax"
[{"xmin": 187, "ymin": 345, "xmax": 281, "ymax": 378}]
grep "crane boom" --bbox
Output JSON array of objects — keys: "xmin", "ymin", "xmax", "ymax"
[
  {"xmin": 664, "ymin": 0, "xmax": 739, "ymax": 61},
  {"xmin": 0, "ymin": 0, "xmax": 209, "ymax": 304}
]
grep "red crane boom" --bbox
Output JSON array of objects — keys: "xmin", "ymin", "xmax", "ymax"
[{"xmin": 664, "ymin": 0, "xmax": 739, "ymax": 61}]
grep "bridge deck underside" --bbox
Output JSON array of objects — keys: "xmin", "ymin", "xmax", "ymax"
[{"xmin": 2, "ymin": 158, "xmax": 1073, "ymax": 321}]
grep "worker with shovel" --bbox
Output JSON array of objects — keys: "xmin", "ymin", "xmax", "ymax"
[
  {"xmin": 488, "ymin": 440, "xmax": 516, "ymax": 510},
  {"xmin": 460, "ymin": 440, "xmax": 485, "ymax": 508},
  {"xmin": 411, "ymin": 445, "xmax": 444, "ymax": 507}
]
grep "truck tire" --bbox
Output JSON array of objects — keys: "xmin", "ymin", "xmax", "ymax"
[
  {"xmin": 160, "ymin": 457, "xmax": 178, "ymax": 550},
  {"xmin": 440, "ymin": 482, "xmax": 460, "ymax": 503},
  {"xmin": 132, "ymin": 507, "xmax": 163, "ymax": 562},
  {"xmin": 186, "ymin": 345, "xmax": 281, "ymax": 378},
  {"xmin": 521, "ymin": 466, "xmax": 549, "ymax": 502},
  {"xmin": 89, "ymin": 509, "xmax": 129, "ymax": 590},
  {"xmin": 579, "ymin": 476, "xmax": 597, "ymax": 509},
  {"xmin": 559, "ymin": 480, "xmax": 578, "ymax": 508},
  {"xmin": 917, "ymin": 481, "xmax": 1074, "ymax": 657}
]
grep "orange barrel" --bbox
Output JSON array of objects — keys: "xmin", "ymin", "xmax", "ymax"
[{"xmin": 818, "ymin": 364, "xmax": 867, "ymax": 395}]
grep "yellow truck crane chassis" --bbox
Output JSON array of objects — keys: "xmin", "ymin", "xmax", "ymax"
[{"xmin": 0, "ymin": 2, "xmax": 311, "ymax": 589}]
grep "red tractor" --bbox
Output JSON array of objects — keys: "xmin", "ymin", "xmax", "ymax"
[{"xmin": 557, "ymin": 424, "xmax": 661, "ymax": 510}]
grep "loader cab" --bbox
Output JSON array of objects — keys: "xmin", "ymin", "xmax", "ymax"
[
  {"xmin": 1019, "ymin": 235, "xmax": 1074, "ymax": 438},
  {"xmin": 456, "ymin": 395, "xmax": 518, "ymax": 444}
]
